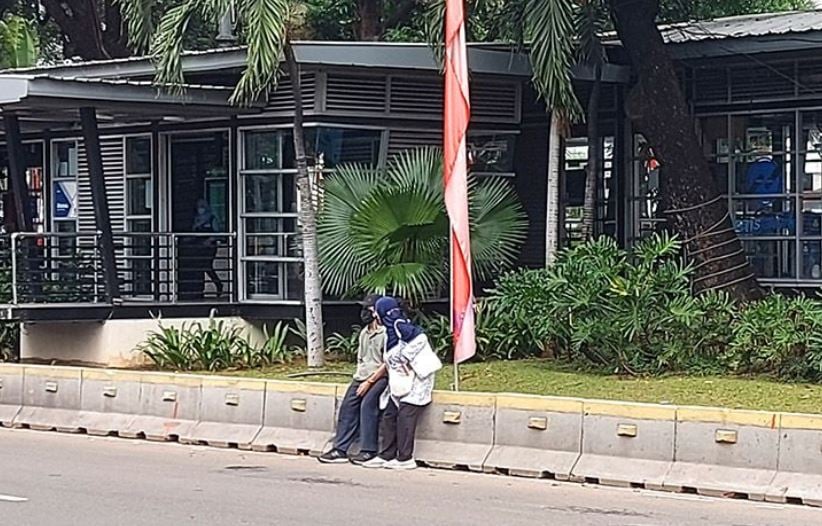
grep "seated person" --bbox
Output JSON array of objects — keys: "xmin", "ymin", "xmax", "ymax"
[{"xmin": 319, "ymin": 294, "xmax": 388, "ymax": 465}]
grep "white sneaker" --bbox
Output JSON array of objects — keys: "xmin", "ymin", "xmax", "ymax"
[
  {"xmin": 385, "ymin": 459, "xmax": 417, "ymax": 470},
  {"xmin": 361, "ymin": 456, "xmax": 388, "ymax": 469}
]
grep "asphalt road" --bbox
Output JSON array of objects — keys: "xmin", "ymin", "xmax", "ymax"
[{"xmin": 1, "ymin": 428, "xmax": 820, "ymax": 526}]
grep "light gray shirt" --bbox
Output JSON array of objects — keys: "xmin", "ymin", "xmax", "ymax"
[{"xmin": 353, "ymin": 326, "xmax": 386, "ymax": 381}]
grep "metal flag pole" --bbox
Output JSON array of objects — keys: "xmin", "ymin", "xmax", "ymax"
[{"xmin": 451, "ymin": 232, "xmax": 460, "ymax": 392}]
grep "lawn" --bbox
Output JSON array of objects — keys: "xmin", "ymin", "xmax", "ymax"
[{"xmin": 202, "ymin": 359, "xmax": 822, "ymax": 415}]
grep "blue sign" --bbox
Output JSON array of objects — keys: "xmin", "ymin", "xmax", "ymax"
[{"xmin": 53, "ymin": 181, "xmax": 77, "ymax": 219}]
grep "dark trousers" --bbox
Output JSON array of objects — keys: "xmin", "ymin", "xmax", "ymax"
[
  {"xmin": 333, "ymin": 377, "xmax": 387, "ymax": 454},
  {"xmin": 379, "ymin": 401, "xmax": 428, "ymax": 462}
]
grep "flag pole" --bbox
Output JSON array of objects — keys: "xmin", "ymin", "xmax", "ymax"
[{"xmin": 451, "ymin": 234, "xmax": 460, "ymax": 391}]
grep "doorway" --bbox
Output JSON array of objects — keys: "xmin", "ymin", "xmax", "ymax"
[{"xmin": 168, "ymin": 131, "xmax": 232, "ymax": 301}]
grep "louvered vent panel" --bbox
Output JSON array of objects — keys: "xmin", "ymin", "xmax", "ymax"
[
  {"xmin": 77, "ymin": 137, "xmax": 125, "ymax": 234},
  {"xmin": 325, "ymin": 73, "xmax": 386, "ymax": 113},
  {"xmin": 471, "ymin": 82, "xmax": 519, "ymax": 122},
  {"xmin": 694, "ymin": 68, "xmax": 729, "ymax": 103},
  {"xmin": 798, "ymin": 60, "xmax": 822, "ymax": 97},
  {"xmin": 264, "ymin": 73, "xmax": 316, "ymax": 113},
  {"xmin": 730, "ymin": 64, "xmax": 794, "ymax": 102},
  {"xmin": 387, "ymin": 129, "xmax": 442, "ymax": 159},
  {"xmin": 389, "ymin": 77, "xmax": 442, "ymax": 118}
]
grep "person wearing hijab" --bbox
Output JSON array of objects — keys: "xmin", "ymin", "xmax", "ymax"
[
  {"xmin": 362, "ymin": 296, "xmax": 436, "ymax": 470},
  {"xmin": 191, "ymin": 199, "xmax": 224, "ymax": 295}
]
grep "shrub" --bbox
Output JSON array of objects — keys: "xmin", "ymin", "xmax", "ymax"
[
  {"xmin": 419, "ymin": 299, "xmax": 541, "ymax": 362},
  {"xmin": 492, "ymin": 234, "xmax": 734, "ymax": 374},
  {"xmin": 729, "ymin": 295, "xmax": 822, "ymax": 381},
  {"xmin": 327, "ymin": 326, "xmax": 362, "ymax": 362},
  {"xmin": 140, "ymin": 319, "xmax": 298, "ymax": 371}
]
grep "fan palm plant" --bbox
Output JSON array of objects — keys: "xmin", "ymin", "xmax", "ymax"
[
  {"xmin": 118, "ymin": 0, "xmax": 327, "ymax": 366},
  {"xmin": 318, "ymin": 147, "xmax": 528, "ymax": 303}
]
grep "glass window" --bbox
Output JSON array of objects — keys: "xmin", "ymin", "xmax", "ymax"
[
  {"xmin": 245, "ymin": 260, "xmax": 302, "ymax": 300},
  {"xmin": 742, "ymin": 240, "xmax": 796, "ymax": 279},
  {"xmin": 282, "ymin": 128, "xmax": 383, "ymax": 168},
  {"xmin": 733, "ymin": 154, "xmax": 792, "ymax": 195},
  {"xmin": 126, "ymin": 137, "xmax": 151, "ymax": 174},
  {"xmin": 244, "ymin": 173, "xmax": 296, "ymax": 213},
  {"xmin": 54, "ymin": 141, "xmax": 78, "ymax": 178},
  {"xmin": 468, "ymin": 133, "xmax": 516, "ymax": 175},
  {"xmin": 127, "ymin": 178, "xmax": 152, "ymax": 216},
  {"xmin": 244, "ymin": 131, "xmax": 280, "ymax": 170},
  {"xmin": 731, "ymin": 113, "xmax": 793, "ymax": 155},
  {"xmin": 733, "ymin": 197, "xmax": 795, "ymax": 236},
  {"xmin": 698, "ymin": 116, "xmax": 729, "ymax": 159},
  {"xmin": 801, "ymin": 150, "xmax": 822, "ymax": 193},
  {"xmin": 802, "ymin": 240, "xmax": 822, "ymax": 279}
]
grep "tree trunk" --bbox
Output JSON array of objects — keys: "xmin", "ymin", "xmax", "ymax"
[
  {"xmin": 546, "ymin": 112, "xmax": 562, "ymax": 266},
  {"xmin": 610, "ymin": 0, "xmax": 762, "ymax": 301},
  {"xmin": 41, "ymin": 0, "xmax": 110, "ymax": 60},
  {"xmin": 286, "ymin": 45, "xmax": 325, "ymax": 367},
  {"xmin": 581, "ymin": 68, "xmax": 602, "ymax": 240},
  {"xmin": 357, "ymin": 0, "xmax": 383, "ymax": 40}
]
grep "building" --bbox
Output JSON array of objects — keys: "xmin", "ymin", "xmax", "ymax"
[{"xmin": 1, "ymin": 11, "xmax": 821, "ymax": 365}]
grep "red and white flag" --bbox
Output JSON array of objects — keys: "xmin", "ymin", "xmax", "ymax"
[{"xmin": 444, "ymin": 0, "xmax": 475, "ymax": 364}]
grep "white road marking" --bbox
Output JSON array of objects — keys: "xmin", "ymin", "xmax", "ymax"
[{"xmin": 0, "ymin": 494, "xmax": 28, "ymax": 503}]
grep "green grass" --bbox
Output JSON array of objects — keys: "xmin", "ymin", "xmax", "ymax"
[{"xmin": 192, "ymin": 358, "xmax": 822, "ymax": 414}]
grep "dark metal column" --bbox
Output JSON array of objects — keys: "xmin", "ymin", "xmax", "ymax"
[
  {"xmin": 3, "ymin": 113, "xmax": 33, "ymax": 232},
  {"xmin": 80, "ymin": 107, "xmax": 120, "ymax": 302}
]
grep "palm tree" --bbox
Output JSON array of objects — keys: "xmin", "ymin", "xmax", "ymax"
[
  {"xmin": 118, "ymin": 0, "xmax": 327, "ymax": 366},
  {"xmin": 318, "ymin": 147, "xmax": 528, "ymax": 303},
  {"xmin": 0, "ymin": 14, "xmax": 39, "ymax": 69}
]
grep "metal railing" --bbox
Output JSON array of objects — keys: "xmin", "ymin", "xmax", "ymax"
[{"xmin": 7, "ymin": 231, "xmax": 237, "ymax": 305}]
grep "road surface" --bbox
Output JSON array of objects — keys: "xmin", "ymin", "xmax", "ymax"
[{"xmin": 0, "ymin": 428, "xmax": 819, "ymax": 525}]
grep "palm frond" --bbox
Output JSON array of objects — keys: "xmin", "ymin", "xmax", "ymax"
[
  {"xmin": 115, "ymin": 0, "xmax": 158, "ymax": 54},
  {"xmin": 575, "ymin": 0, "xmax": 607, "ymax": 67},
  {"xmin": 150, "ymin": 0, "xmax": 205, "ymax": 91},
  {"xmin": 527, "ymin": 0, "xmax": 582, "ymax": 120},
  {"xmin": 232, "ymin": 0, "xmax": 291, "ymax": 105}
]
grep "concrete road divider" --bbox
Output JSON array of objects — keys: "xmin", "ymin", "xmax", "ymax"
[
  {"xmin": 766, "ymin": 413, "xmax": 822, "ymax": 506},
  {"xmin": 572, "ymin": 401, "xmax": 675, "ymax": 490},
  {"xmin": 180, "ymin": 377, "xmax": 265, "ymax": 449},
  {"xmin": 251, "ymin": 381, "xmax": 337, "ymax": 456},
  {"xmin": 0, "ymin": 364, "xmax": 22, "ymax": 427},
  {"xmin": 484, "ymin": 394, "xmax": 583, "ymax": 479},
  {"xmin": 77, "ymin": 369, "xmax": 142, "ymax": 436},
  {"xmin": 120, "ymin": 373, "xmax": 200, "ymax": 441},
  {"xmin": 414, "ymin": 392, "xmax": 496, "ymax": 472},
  {"xmin": 16, "ymin": 366, "xmax": 83, "ymax": 432},
  {"xmin": 664, "ymin": 407, "xmax": 779, "ymax": 500}
]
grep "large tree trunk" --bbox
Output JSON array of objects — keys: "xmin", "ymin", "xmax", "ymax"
[
  {"xmin": 610, "ymin": 0, "xmax": 762, "ymax": 301},
  {"xmin": 546, "ymin": 112, "xmax": 562, "ymax": 265},
  {"xmin": 286, "ymin": 45, "xmax": 326, "ymax": 367},
  {"xmin": 581, "ymin": 68, "xmax": 602, "ymax": 240},
  {"xmin": 357, "ymin": 0, "xmax": 383, "ymax": 40},
  {"xmin": 41, "ymin": 0, "xmax": 131, "ymax": 60}
]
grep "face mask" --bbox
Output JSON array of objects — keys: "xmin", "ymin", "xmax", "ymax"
[
  {"xmin": 197, "ymin": 207, "xmax": 206, "ymax": 214},
  {"xmin": 360, "ymin": 308, "xmax": 375, "ymax": 326}
]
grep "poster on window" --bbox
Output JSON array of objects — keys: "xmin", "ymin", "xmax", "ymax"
[{"xmin": 53, "ymin": 180, "xmax": 77, "ymax": 219}]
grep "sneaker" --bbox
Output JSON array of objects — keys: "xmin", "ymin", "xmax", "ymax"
[
  {"xmin": 318, "ymin": 449, "xmax": 348, "ymax": 464},
  {"xmin": 349, "ymin": 451, "xmax": 377, "ymax": 465},
  {"xmin": 361, "ymin": 456, "xmax": 389, "ymax": 469},
  {"xmin": 385, "ymin": 459, "xmax": 417, "ymax": 470}
]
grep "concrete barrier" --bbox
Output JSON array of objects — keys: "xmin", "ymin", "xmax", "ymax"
[
  {"xmin": 414, "ymin": 391, "xmax": 496, "ymax": 472},
  {"xmin": 180, "ymin": 377, "xmax": 265, "ymax": 449},
  {"xmin": 251, "ymin": 381, "xmax": 337, "ymax": 456},
  {"xmin": 572, "ymin": 401, "xmax": 675, "ymax": 490},
  {"xmin": 77, "ymin": 369, "xmax": 142, "ymax": 436},
  {"xmin": 120, "ymin": 373, "xmax": 200, "ymax": 441},
  {"xmin": 0, "ymin": 364, "xmax": 23, "ymax": 427},
  {"xmin": 766, "ymin": 413, "xmax": 822, "ymax": 506},
  {"xmin": 16, "ymin": 366, "xmax": 83, "ymax": 432},
  {"xmin": 484, "ymin": 394, "xmax": 582, "ymax": 479},
  {"xmin": 664, "ymin": 407, "xmax": 779, "ymax": 500}
]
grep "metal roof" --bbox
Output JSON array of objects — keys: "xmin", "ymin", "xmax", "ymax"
[{"xmin": 660, "ymin": 10, "xmax": 822, "ymax": 44}]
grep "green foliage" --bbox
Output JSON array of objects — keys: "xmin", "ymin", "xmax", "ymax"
[
  {"xmin": 0, "ymin": 13, "xmax": 37, "ymax": 69},
  {"xmin": 140, "ymin": 318, "xmax": 300, "ymax": 371},
  {"xmin": 419, "ymin": 299, "xmax": 540, "ymax": 362},
  {"xmin": 318, "ymin": 147, "xmax": 528, "ymax": 302},
  {"xmin": 729, "ymin": 295, "xmax": 822, "ymax": 381},
  {"xmin": 326, "ymin": 326, "xmax": 361, "ymax": 362},
  {"xmin": 489, "ymin": 234, "xmax": 822, "ymax": 382}
]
